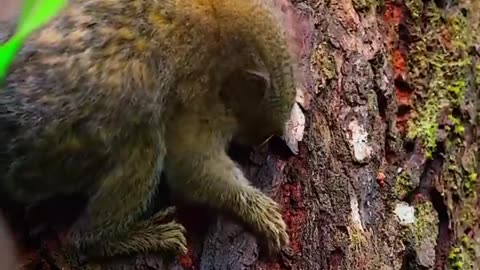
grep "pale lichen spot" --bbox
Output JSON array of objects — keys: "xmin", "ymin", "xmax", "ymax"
[
  {"xmin": 394, "ymin": 202, "xmax": 415, "ymax": 225},
  {"xmin": 295, "ymin": 87, "xmax": 306, "ymax": 107},
  {"xmin": 347, "ymin": 120, "xmax": 372, "ymax": 163},
  {"xmin": 350, "ymin": 195, "xmax": 364, "ymax": 232},
  {"xmin": 284, "ymin": 103, "xmax": 305, "ymax": 154}
]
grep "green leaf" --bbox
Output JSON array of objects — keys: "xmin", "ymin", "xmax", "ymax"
[
  {"xmin": 0, "ymin": 0, "xmax": 68, "ymax": 80},
  {"xmin": 16, "ymin": 0, "xmax": 68, "ymax": 40}
]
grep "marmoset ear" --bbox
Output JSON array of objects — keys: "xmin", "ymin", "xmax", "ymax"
[
  {"xmin": 220, "ymin": 66, "xmax": 271, "ymax": 106},
  {"xmin": 244, "ymin": 68, "xmax": 271, "ymax": 98}
]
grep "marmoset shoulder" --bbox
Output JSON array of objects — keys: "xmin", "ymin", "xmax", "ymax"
[{"xmin": 0, "ymin": 0, "xmax": 298, "ymax": 260}]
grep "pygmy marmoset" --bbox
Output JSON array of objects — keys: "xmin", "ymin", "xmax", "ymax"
[{"xmin": 0, "ymin": 0, "xmax": 297, "ymax": 259}]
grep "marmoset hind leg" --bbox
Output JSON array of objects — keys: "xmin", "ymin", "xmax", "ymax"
[
  {"xmin": 70, "ymin": 136, "xmax": 187, "ymax": 258},
  {"xmin": 164, "ymin": 101, "xmax": 289, "ymax": 252}
]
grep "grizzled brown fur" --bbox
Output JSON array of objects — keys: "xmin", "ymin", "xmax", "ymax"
[{"xmin": 0, "ymin": 0, "xmax": 296, "ymax": 259}]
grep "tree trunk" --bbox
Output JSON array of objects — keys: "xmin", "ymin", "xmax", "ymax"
[{"xmin": 7, "ymin": 0, "xmax": 480, "ymax": 268}]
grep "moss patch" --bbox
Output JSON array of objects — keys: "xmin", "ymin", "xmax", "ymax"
[
  {"xmin": 311, "ymin": 41, "xmax": 336, "ymax": 93},
  {"xmin": 405, "ymin": 0, "xmax": 423, "ymax": 21},
  {"xmin": 353, "ymin": 0, "xmax": 377, "ymax": 12},
  {"xmin": 406, "ymin": 2, "xmax": 472, "ymax": 159},
  {"xmin": 448, "ymin": 236, "xmax": 476, "ymax": 270},
  {"xmin": 394, "ymin": 171, "xmax": 414, "ymax": 198},
  {"xmin": 398, "ymin": 201, "xmax": 439, "ymax": 268},
  {"xmin": 412, "ymin": 201, "xmax": 438, "ymax": 244},
  {"xmin": 398, "ymin": 0, "xmax": 479, "ymax": 267}
]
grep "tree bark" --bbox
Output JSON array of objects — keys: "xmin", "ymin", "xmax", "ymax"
[{"xmin": 5, "ymin": 0, "xmax": 480, "ymax": 268}]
